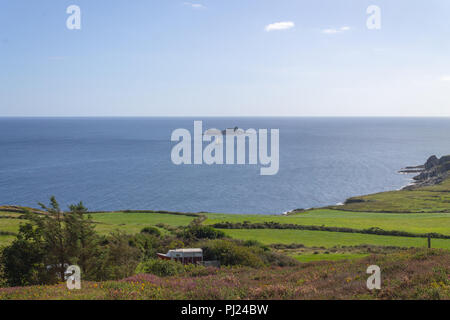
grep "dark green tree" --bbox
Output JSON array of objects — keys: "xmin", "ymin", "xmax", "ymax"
[{"xmin": 1, "ymin": 197, "xmax": 102, "ymax": 285}]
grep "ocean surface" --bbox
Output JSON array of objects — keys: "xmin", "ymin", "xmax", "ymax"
[{"xmin": 1, "ymin": 117, "xmax": 449, "ymax": 214}]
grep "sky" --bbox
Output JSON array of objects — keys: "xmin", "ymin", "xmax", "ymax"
[{"xmin": 1, "ymin": 0, "xmax": 450, "ymax": 117}]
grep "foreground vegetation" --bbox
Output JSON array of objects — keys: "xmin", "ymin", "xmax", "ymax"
[
  {"xmin": 0, "ymin": 249, "xmax": 448, "ymax": 300},
  {"xmin": 0, "ymin": 198, "xmax": 298, "ymax": 288}
]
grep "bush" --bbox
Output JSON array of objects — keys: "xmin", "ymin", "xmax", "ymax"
[
  {"xmin": 0, "ymin": 238, "xmax": 50, "ymax": 286},
  {"xmin": 136, "ymin": 259, "xmax": 186, "ymax": 277},
  {"xmin": 200, "ymin": 239, "xmax": 265, "ymax": 268},
  {"xmin": 0, "ymin": 248, "xmax": 8, "ymax": 288},
  {"xmin": 96, "ymin": 232, "xmax": 142, "ymax": 281},
  {"xmin": 182, "ymin": 226, "xmax": 225, "ymax": 240},
  {"xmin": 184, "ymin": 264, "xmax": 218, "ymax": 277},
  {"xmin": 260, "ymin": 251, "xmax": 299, "ymax": 267},
  {"xmin": 136, "ymin": 258, "xmax": 216, "ymax": 277},
  {"xmin": 141, "ymin": 227, "xmax": 161, "ymax": 237}
]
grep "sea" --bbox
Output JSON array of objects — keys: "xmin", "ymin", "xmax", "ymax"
[{"xmin": 1, "ymin": 117, "xmax": 449, "ymax": 214}]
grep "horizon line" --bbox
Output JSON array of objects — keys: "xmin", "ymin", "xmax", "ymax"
[{"xmin": 1, "ymin": 115, "xmax": 450, "ymax": 118}]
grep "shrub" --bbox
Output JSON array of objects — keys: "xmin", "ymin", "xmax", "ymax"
[
  {"xmin": 96, "ymin": 232, "xmax": 142, "ymax": 281},
  {"xmin": 182, "ymin": 226, "xmax": 225, "ymax": 240},
  {"xmin": 260, "ymin": 251, "xmax": 300, "ymax": 267},
  {"xmin": 136, "ymin": 259, "xmax": 186, "ymax": 277},
  {"xmin": 184, "ymin": 264, "xmax": 218, "ymax": 277},
  {"xmin": 0, "ymin": 238, "xmax": 50, "ymax": 286},
  {"xmin": 0, "ymin": 248, "xmax": 8, "ymax": 288},
  {"xmin": 129, "ymin": 233, "xmax": 160, "ymax": 260},
  {"xmin": 200, "ymin": 239, "xmax": 265, "ymax": 268},
  {"xmin": 136, "ymin": 259, "xmax": 216, "ymax": 278},
  {"xmin": 140, "ymin": 226, "xmax": 161, "ymax": 237},
  {"xmin": 242, "ymin": 239, "xmax": 270, "ymax": 251}
]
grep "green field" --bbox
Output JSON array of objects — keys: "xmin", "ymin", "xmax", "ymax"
[
  {"xmin": 90, "ymin": 212, "xmax": 196, "ymax": 235},
  {"xmin": 0, "ymin": 211, "xmax": 196, "ymax": 246},
  {"xmin": 0, "ymin": 218, "xmax": 22, "ymax": 234},
  {"xmin": 1, "ymin": 208, "xmax": 450, "ymax": 248},
  {"xmin": 0, "ymin": 216, "xmax": 22, "ymax": 246},
  {"xmin": 0, "ymin": 235, "xmax": 16, "ymax": 247},
  {"xmin": 205, "ymin": 210, "xmax": 450, "ymax": 235},
  {"xmin": 220, "ymin": 229, "xmax": 450, "ymax": 249}
]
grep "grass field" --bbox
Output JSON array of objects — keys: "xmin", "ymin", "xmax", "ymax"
[
  {"xmin": 1, "ymin": 209, "xmax": 449, "ymax": 248},
  {"xmin": 220, "ymin": 229, "xmax": 450, "ymax": 249},
  {"xmin": 90, "ymin": 212, "xmax": 196, "ymax": 235},
  {"xmin": 0, "ymin": 216, "xmax": 21, "ymax": 246},
  {"xmin": 0, "ymin": 211, "xmax": 197, "ymax": 246},
  {"xmin": 204, "ymin": 210, "xmax": 450, "ymax": 235},
  {"xmin": 0, "ymin": 218, "xmax": 22, "ymax": 234},
  {"xmin": 0, "ymin": 235, "xmax": 16, "ymax": 247}
]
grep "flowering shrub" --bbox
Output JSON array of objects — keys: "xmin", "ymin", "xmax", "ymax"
[{"xmin": 135, "ymin": 259, "xmax": 186, "ymax": 277}]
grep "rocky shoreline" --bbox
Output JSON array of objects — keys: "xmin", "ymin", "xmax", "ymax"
[{"xmin": 400, "ymin": 155, "xmax": 450, "ymax": 190}]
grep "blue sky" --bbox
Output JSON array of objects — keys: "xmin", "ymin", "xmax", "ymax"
[{"xmin": 1, "ymin": 0, "xmax": 450, "ymax": 116}]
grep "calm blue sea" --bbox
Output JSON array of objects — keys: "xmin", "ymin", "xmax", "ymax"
[{"xmin": 0, "ymin": 117, "xmax": 449, "ymax": 214}]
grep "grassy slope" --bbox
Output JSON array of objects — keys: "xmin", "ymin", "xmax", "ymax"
[
  {"xmin": 329, "ymin": 177, "xmax": 450, "ymax": 213},
  {"xmin": 1, "ymin": 249, "xmax": 448, "ymax": 300}
]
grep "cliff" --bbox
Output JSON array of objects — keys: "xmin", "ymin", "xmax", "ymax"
[{"xmin": 403, "ymin": 155, "xmax": 450, "ymax": 190}]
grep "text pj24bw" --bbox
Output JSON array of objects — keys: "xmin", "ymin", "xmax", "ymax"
[{"xmin": 225, "ymin": 305, "xmax": 269, "ymax": 317}]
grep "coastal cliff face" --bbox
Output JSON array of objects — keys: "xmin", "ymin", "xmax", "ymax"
[{"xmin": 404, "ymin": 155, "xmax": 450, "ymax": 190}]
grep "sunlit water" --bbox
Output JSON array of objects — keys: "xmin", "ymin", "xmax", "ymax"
[{"xmin": 1, "ymin": 117, "xmax": 449, "ymax": 214}]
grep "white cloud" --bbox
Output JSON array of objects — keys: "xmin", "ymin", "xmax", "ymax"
[
  {"xmin": 440, "ymin": 75, "xmax": 450, "ymax": 81},
  {"xmin": 322, "ymin": 26, "xmax": 351, "ymax": 34},
  {"xmin": 265, "ymin": 21, "xmax": 295, "ymax": 32},
  {"xmin": 183, "ymin": 2, "xmax": 205, "ymax": 9}
]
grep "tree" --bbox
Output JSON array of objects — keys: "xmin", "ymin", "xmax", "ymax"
[
  {"xmin": 65, "ymin": 202, "xmax": 100, "ymax": 279},
  {"xmin": 1, "ymin": 224, "xmax": 47, "ymax": 286},
  {"xmin": 96, "ymin": 231, "xmax": 141, "ymax": 280},
  {"xmin": 1, "ymin": 197, "xmax": 101, "ymax": 285}
]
